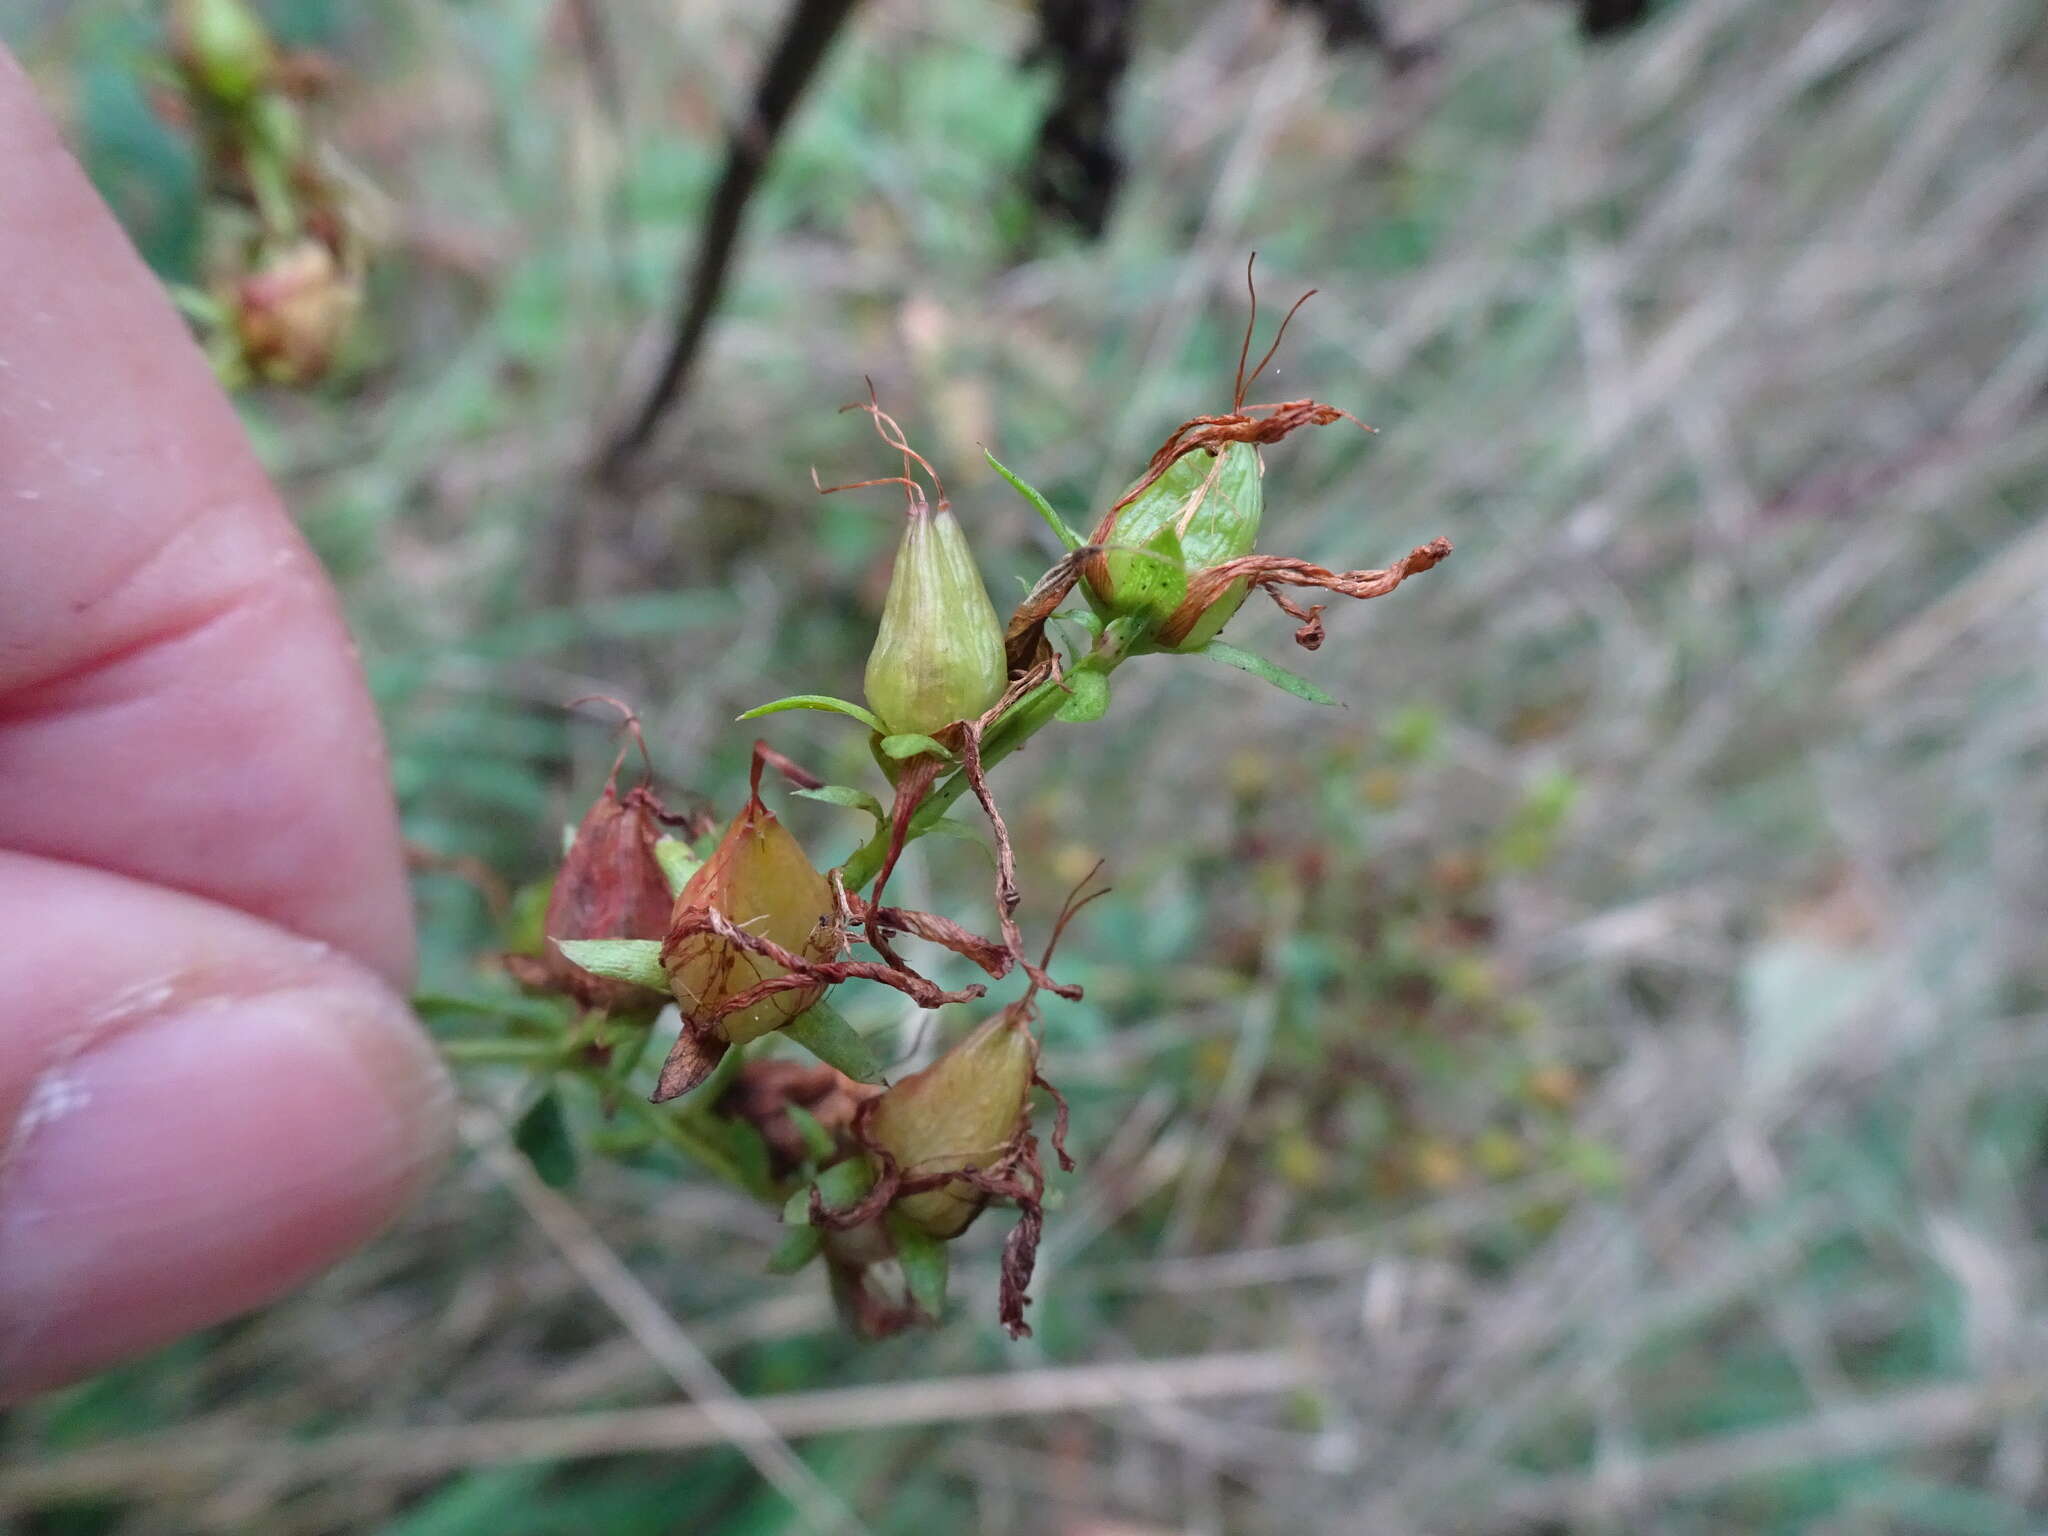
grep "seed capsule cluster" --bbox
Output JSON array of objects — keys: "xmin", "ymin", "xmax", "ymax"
[
  {"xmin": 163, "ymin": 0, "xmax": 368, "ymax": 386},
  {"xmin": 506, "ymin": 266, "xmax": 1450, "ymax": 1337}
]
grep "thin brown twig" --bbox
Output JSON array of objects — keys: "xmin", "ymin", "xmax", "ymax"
[
  {"xmin": 752, "ymin": 737, "xmax": 824, "ymax": 792},
  {"xmin": 863, "ymin": 903, "xmax": 1012, "ymax": 978},
  {"xmin": 1033, "ymin": 1070, "xmax": 1076, "ymax": 1172},
  {"xmin": 566, "ymin": 694, "xmax": 655, "ymax": 787},
  {"xmin": 959, "ymin": 720, "xmax": 1081, "ymax": 1000},
  {"xmin": 666, "ymin": 907, "xmax": 985, "ymax": 1020},
  {"xmin": 1158, "ymin": 537, "xmax": 1455, "ymax": 649},
  {"xmin": 596, "ymin": 0, "xmax": 861, "ymax": 484}
]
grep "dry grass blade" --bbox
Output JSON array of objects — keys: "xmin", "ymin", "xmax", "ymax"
[
  {"xmin": 462, "ymin": 1113, "xmax": 870, "ymax": 1536},
  {"xmin": 1459, "ymin": 1373, "xmax": 2048, "ymax": 1531},
  {"xmin": 0, "ymin": 1350, "xmax": 1322, "ymax": 1509}
]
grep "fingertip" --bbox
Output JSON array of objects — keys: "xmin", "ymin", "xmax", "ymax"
[{"xmin": 0, "ymin": 976, "xmax": 451, "ymax": 1400}]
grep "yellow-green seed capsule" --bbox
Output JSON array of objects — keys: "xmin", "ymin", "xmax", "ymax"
[
  {"xmin": 864, "ymin": 499, "xmax": 1007, "ymax": 737},
  {"xmin": 866, "ymin": 1008, "xmax": 1035, "ymax": 1238},
  {"xmin": 661, "ymin": 791, "xmax": 836, "ymax": 1046}
]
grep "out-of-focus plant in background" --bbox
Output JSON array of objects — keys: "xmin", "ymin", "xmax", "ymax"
[{"xmin": 5, "ymin": 0, "xmax": 2047, "ymax": 1530}]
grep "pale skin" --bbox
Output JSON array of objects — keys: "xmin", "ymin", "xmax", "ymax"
[{"xmin": 0, "ymin": 51, "xmax": 450, "ymax": 1399}]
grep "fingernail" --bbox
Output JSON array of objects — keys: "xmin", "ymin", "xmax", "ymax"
[{"xmin": 0, "ymin": 982, "xmax": 450, "ymax": 1398}]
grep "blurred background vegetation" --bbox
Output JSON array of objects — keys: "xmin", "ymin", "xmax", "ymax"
[{"xmin": 5, "ymin": 0, "xmax": 2048, "ymax": 1530}]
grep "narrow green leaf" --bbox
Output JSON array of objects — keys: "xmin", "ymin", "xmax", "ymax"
[
  {"xmin": 513, "ymin": 1090, "xmax": 578, "ymax": 1189},
  {"xmin": 654, "ymin": 836, "xmax": 700, "ymax": 895},
  {"xmin": 909, "ymin": 815, "xmax": 993, "ymax": 862},
  {"xmin": 782, "ymin": 1186, "xmax": 814, "ymax": 1226},
  {"xmin": 413, "ymin": 991, "xmax": 568, "ymax": 1029},
  {"xmin": 685, "ymin": 1112, "xmax": 774, "ymax": 1193},
  {"xmin": 552, "ymin": 937, "xmax": 667, "ymax": 991},
  {"xmin": 783, "ymin": 1000, "xmax": 886, "ymax": 1084},
  {"xmin": 1197, "ymin": 641, "xmax": 1339, "ymax": 706},
  {"xmin": 766, "ymin": 1223, "xmax": 823, "ymax": 1274},
  {"xmin": 588, "ymin": 1123, "xmax": 657, "ymax": 1157},
  {"xmin": 792, "ymin": 784, "xmax": 887, "ymax": 822},
  {"xmin": 887, "ymin": 1212, "xmax": 950, "ymax": 1317},
  {"xmin": 985, "ymin": 449, "xmax": 1082, "ymax": 551},
  {"xmin": 880, "ymin": 733, "xmax": 954, "ymax": 762},
  {"xmin": 784, "ymin": 1102, "xmax": 837, "ymax": 1163},
  {"xmin": 737, "ymin": 694, "xmax": 887, "ymax": 733}
]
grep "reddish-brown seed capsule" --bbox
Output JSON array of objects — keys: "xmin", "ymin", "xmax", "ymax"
[
  {"xmin": 231, "ymin": 239, "xmax": 361, "ymax": 387},
  {"xmin": 536, "ymin": 781, "xmax": 677, "ymax": 1013},
  {"xmin": 508, "ymin": 705, "xmax": 682, "ymax": 1015}
]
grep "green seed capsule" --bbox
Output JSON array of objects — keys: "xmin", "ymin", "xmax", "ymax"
[
  {"xmin": 168, "ymin": 0, "xmax": 275, "ymax": 107},
  {"xmin": 866, "ymin": 1008, "xmax": 1035, "ymax": 1238},
  {"xmin": 1087, "ymin": 442, "xmax": 1263, "ymax": 649},
  {"xmin": 864, "ymin": 500, "xmax": 1007, "ymax": 738}
]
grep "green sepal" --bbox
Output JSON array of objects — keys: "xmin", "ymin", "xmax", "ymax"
[
  {"xmin": 793, "ymin": 784, "xmax": 887, "ymax": 823},
  {"xmin": 812, "ymin": 1155, "xmax": 878, "ymax": 1219},
  {"xmin": 1055, "ymin": 669, "xmax": 1111, "ymax": 723},
  {"xmin": 784, "ymin": 1102, "xmax": 838, "ymax": 1163},
  {"xmin": 169, "ymin": 284, "xmax": 228, "ymax": 328},
  {"xmin": 985, "ymin": 449, "xmax": 1082, "ymax": 551},
  {"xmin": 1196, "ymin": 641, "xmax": 1338, "ymax": 706},
  {"xmin": 1102, "ymin": 615, "xmax": 1148, "ymax": 651},
  {"xmin": 1094, "ymin": 522, "xmax": 1189, "ymax": 632},
  {"xmin": 766, "ymin": 1223, "xmax": 824, "ymax": 1274},
  {"xmin": 513, "ymin": 1090, "xmax": 578, "ymax": 1189},
  {"xmin": 783, "ymin": 1000, "xmax": 886, "ymax": 1084},
  {"xmin": 654, "ymin": 836, "xmax": 701, "ymax": 896},
  {"xmin": 887, "ymin": 1210, "xmax": 950, "ymax": 1317},
  {"xmin": 552, "ymin": 938, "xmax": 668, "ymax": 991},
  {"xmin": 1053, "ymin": 607, "xmax": 1105, "ymax": 638},
  {"xmin": 782, "ymin": 1185, "xmax": 815, "ymax": 1225},
  {"xmin": 880, "ymin": 733, "xmax": 955, "ymax": 762},
  {"xmin": 737, "ymin": 694, "xmax": 888, "ymax": 733}
]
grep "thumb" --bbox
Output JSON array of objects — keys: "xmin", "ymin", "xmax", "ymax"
[{"xmin": 0, "ymin": 853, "xmax": 451, "ymax": 1401}]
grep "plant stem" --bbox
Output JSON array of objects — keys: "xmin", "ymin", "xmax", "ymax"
[
  {"xmin": 603, "ymin": 1083, "xmax": 769, "ymax": 1200},
  {"xmin": 439, "ymin": 1038, "xmax": 572, "ymax": 1065}
]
